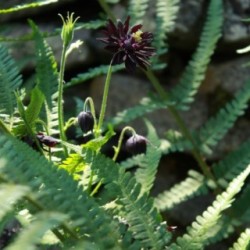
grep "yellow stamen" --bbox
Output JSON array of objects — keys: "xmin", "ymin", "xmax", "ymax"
[{"xmin": 132, "ymin": 30, "xmax": 143, "ymax": 42}]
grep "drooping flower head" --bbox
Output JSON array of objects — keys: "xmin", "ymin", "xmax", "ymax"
[{"xmin": 98, "ymin": 16, "xmax": 155, "ymax": 72}]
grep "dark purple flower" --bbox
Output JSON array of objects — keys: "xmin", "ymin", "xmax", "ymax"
[
  {"xmin": 125, "ymin": 134, "xmax": 147, "ymax": 155},
  {"xmin": 77, "ymin": 111, "xmax": 94, "ymax": 133},
  {"xmin": 98, "ymin": 16, "xmax": 155, "ymax": 72}
]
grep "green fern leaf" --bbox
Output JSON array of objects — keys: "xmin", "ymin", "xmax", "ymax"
[
  {"xmin": 152, "ymin": 0, "xmax": 180, "ymax": 69},
  {"xmin": 90, "ymin": 152, "xmax": 171, "ymax": 249},
  {"xmin": 25, "ymin": 86, "xmax": 45, "ymax": 125},
  {"xmin": 171, "ymin": 164, "xmax": 250, "ymax": 250},
  {"xmin": 229, "ymin": 228, "xmax": 250, "ymax": 250},
  {"xmin": 0, "ymin": 134, "xmax": 122, "ymax": 249},
  {"xmin": 30, "ymin": 20, "xmax": 59, "ymax": 135},
  {"xmin": 6, "ymin": 212, "xmax": 67, "ymax": 250},
  {"xmin": 134, "ymin": 120, "xmax": 162, "ymax": 195},
  {"xmin": 128, "ymin": 0, "xmax": 149, "ymax": 24},
  {"xmin": 197, "ymin": 80, "xmax": 250, "ymax": 154},
  {"xmin": 66, "ymin": 64, "xmax": 124, "ymax": 88},
  {"xmin": 59, "ymin": 153, "xmax": 87, "ymax": 180},
  {"xmin": 154, "ymin": 170, "xmax": 207, "ymax": 211},
  {"xmin": 0, "ymin": 0, "xmax": 57, "ymax": 14},
  {"xmin": 0, "ymin": 44, "xmax": 22, "ymax": 118},
  {"xmin": 0, "ymin": 184, "xmax": 30, "ymax": 220},
  {"xmin": 106, "ymin": 96, "xmax": 168, "ymax": 127},
  {"xmin": 212, "ymin": 140, "xmax": 250, "ymax": 187},
  {"xmin": 169, "ymin": 0, "xmax": 223, "ymax": 110}
]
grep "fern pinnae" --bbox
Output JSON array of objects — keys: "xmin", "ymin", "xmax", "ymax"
[
  {"xmin": 152, "ymin": 0, "xmax": 180, "ymax": 68},
  {"xmin": 134, "ymin": 120, "xmax": 161, "ymax": 195},
  {"xmin": 6, "ymin": 212, "xmax": 67, "ymax": 250},
  {"xmin": 169, "ymin": 0, "xmax": 223, "ymax": 110},
  {"xmin": 0, "ymin": 0, "xmax": 57, "ymax": 14},
  {"xmin": 212, "ymin": 140, "xmax": 250, "ymax": 187},
  {"xmin": 0, "ymin": 134, "xmax": 122, "ymax": 249},
  {"xmin": 30, "ymin": 20, "xmax": 59, "ymax": 135},
  {"xmin": 197, "ymin": 80, "xmax": 250, "ymax": 154},
  {"xmin": 0, "ymin": 44, "xmax": 22, "ymax": 124},
  {"xmin": 171, "ymin": 164, "xmax": 250, "ymax": 250},
  {"xmin": 154, "ymin": 170, "xmax": 208, "ymax": 211},
  {"xmin": 0, "ymin": 184, "xmax": 30, "ymax": 221},
  {"xmin": 229, "ymin": 228, "xmax": 250, "ymax": 250},
  {"xmin": 90, "ymin": 152, "xmax": 171, "ymax": 249},
  {"xmin": 128, "ymin": 0, "xmax": 149, "ymax": 24},
  {"xmin": 66, "ymin": 64, "xmax": 124, "ymax": 88}
]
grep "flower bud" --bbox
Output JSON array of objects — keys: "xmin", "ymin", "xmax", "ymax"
[
  {"xmin": 125, "ymin": 134, "xmax": 147, "ymax": 155},
  {"xmin": 77, "ymin": 111, "xmax": 94, "ymax": 133},
  {"xmin": 59, "ymin": 12, "xmax": 79, "ymax": 47},
  {"xmin": 36, "ymin": 133, "xmax": 59, "ymax": 147}
]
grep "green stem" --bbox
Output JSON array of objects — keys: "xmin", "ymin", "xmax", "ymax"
[
  {"xmin": 98, "ymin": 0, "xmax": 116, "ymax": 22},
  {"xmin": 113, "ymin": 126, "xmax": 136, "ymax": 161},
  {"xmin": 58, "ymin": 44, "xmax": 68, "ymax": 156},
  {"xmin": 144, "ymin": 69, "xmax": 216, "ymax": 183},
  {"xmin": 97, "ymin": 63, "xmax": 113, "ymax": 134},
  {"xmin": 84, "ymin": 97, "xmax": 98, "ymax": 133}
]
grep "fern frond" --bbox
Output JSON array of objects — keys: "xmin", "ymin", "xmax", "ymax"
[
  {"xmin": 152, "ymin": 0, "xmax": 180, "ymax": 69},
  {"xmin": 0, "ymin": 44, "xmax": 22, "ymax": 118},
  {"xmin": 59, "ymin": 153, "xmax": 86, "ymax": 180},
  {"xmin": 128, "ymin": 0, "xmax": 149, "ymax": 24},
  {"xmin": 231, "ymin": 184, "xmax": 250, "ymax": 221},
  {"xmin": 171, "ymin": 164, "xmax": 250, "ymax": 250},
  {"xmin": 30, "ymin": 20, "xmax": 59, "ymax": 135},
  {"xmin": 0, "ymin": 184, "xmax": 30, "ymax": 220},
  {"xmin": 197, "ymin": 80, "xmax": 250, "ymax": 155},
  {"xmin": 106, "ymin": 96, "xmax": 168, "ymax": 127},
  {"xmin": 0, "ymin": 0, "xmax": 57, "ymax": 14},
  {"xmin": 169, "ymin": 0, "xmax": 223, "ymax": 110},
  {"xmin": 66, "ymin": 64, "xmax": 124, "ymax": 88},
  {"xmin": 90, "ymin": 152, "xmax": 172, "ymax": 248},
  {"xmin": 229, "ymin": 228, "xmax": 250, "ymax": 250},
  {"xmin": 0, "ymin": 134, "xmax": 122, "ymax": 249},
  {"xmin": 6, "ymin": 212, "xmax": 67, "ymax": 250},
  {"xmin": 154, "ymin": 170, "xmax": 207, "ymax": 211},
  {"xmin": 212, "ymin": 140, "xmax": 250, "ymax": 187},
  {"xmin": 134, "ymin": 120, "xmax": 162, "ymax": 195}
]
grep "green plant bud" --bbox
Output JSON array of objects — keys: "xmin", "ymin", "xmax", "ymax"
[
  {"xmin": 59, "ymin": 12, "xmax": 79, "ymax": 47},
  {"xmin": 125, "ymin": 134, "xmax": 147, "ymax": 155},
  {"xmin": 77, "ymin": 111, "xmax": 94, "ymax": 133}
]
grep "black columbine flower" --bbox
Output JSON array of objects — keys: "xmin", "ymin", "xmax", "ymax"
[
  {"xmin": 98, "ymin": 16, "xmax": 155, "ymax": 72},
  {"xmin": 36, "ymin": 132, "xmax": 59, "ymax": 147},
  {"xmin": 125, "ymin": 134, "xmax": 147, "ymax": 155}
]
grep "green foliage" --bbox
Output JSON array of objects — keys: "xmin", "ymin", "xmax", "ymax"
[
  {"xmin": 0, "ymin": 44, "xmax": 22, "ymax": 119},
  {"xmin": 0, "ymin": 134, "xmax": 122, "ymax": 249},
  {"xmin": 89, "ymin": 151, "xmax": 172, "ymax": 249},
  {"xmin": 0, "ymin": 0, "xmax": 57, "ymax": 14},
  {"xmin": 169, "ymin": 0, "xmax": 223, "ymax": 110},
  {"xmin": 152, "ymin": 0, "xmax": 180, "ymax": 69},
  {"xmin": 229, "ymin": 228, "xmax": 250, "ymax": 250},
  {"xmin": 154, "ymin": 170, "xmax": 208, "ymax": 211},
  {"xmin": 1, "ymin": 0, "xmax": 250, "ymax": 249},
  {"xmin": 197, "ymin": 80, "xmax": 250, "ymax": 155},
  {"xmin": 67, "ymin": 64, "xmax": 124, "ymax": 88},
  {"xmin": 171, "ymin": 164, "xmax": 250, "ymax": 249},
  {"xmin": 134, "ymin": 120, "xmax": 162, "ymax": 195},
  {"xmin": 128, "ymin": 0, "xmax": 149, "ymax": 24},
  {"xmin": 30, "ymin": 20, "xmax": 59, "ymax": 135}
]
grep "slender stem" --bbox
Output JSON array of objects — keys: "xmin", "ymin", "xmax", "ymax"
[
  {"xmin": 97, "ymin": 63, "xmax": 113, "ymax": 134},
  {"xmin": 84, "ymin": 97, "xmax": 98, "ymax": 133},
  {"xmin": 58, "ymin": 44, "xmax": 68, "ymax": 156},
  {"xmin": 144, "ymin": 68, "xmax": 217, "ymax": 183},
  {"xmin": 113, "ymin": 126, "xmax": 136, "ymax": 161},
  {"xmin": 98, "ymin": 0, "xmax": 116, "ymax": 22}
]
